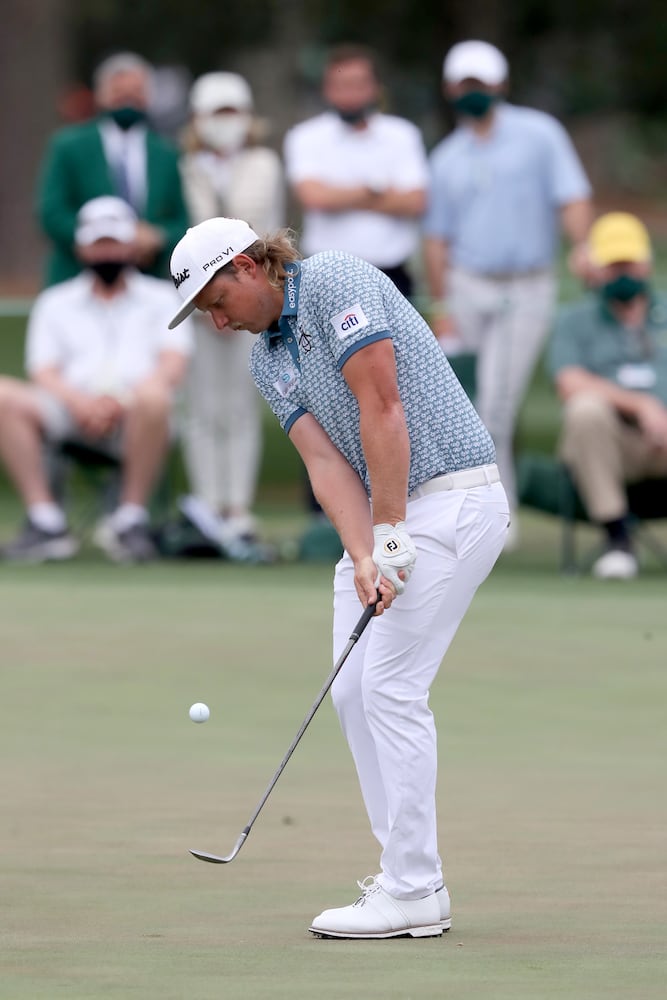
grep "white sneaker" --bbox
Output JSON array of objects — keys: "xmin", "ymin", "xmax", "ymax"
[
  {"xmin": 435, "ymin": 884, "xmax": 452, "ymax": 931},
  {"xmin": 309, "ymin": 876, "xmax": 442, "ymax": 939},
  {"xmin": 592, "ymin": 548, "xmax": 638, "ymax": 581}
]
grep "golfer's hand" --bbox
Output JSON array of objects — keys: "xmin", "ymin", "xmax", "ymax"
[
  {"xmin": 372, "ymin": 522, "xmax": 417, "ymax": 596},
  {"xmin": 354, "ymin": 555, "xmax": 394, "ymax": 615}
]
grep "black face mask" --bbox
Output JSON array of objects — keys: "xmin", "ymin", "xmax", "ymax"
[
  {"xmin": 89, "ymin": 261, "xmax": 126, "ymax": 286},
  {"xmin": 332, "ymin": 103, "xmax": 377, "ymax": 126},
  {"xmin": 601, "ymin": 274, "xmax": 648, "ymax": 303},
  {"xmin": 106, "ymin": 106, "xmax": 147, "ymax": 130},
  {"xmin": 452, "ymin": 90, "xmax": 496, "ymax": 118}
]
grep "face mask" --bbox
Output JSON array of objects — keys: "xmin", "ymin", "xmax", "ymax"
[
  {"xmin": 89, "ymin": 261, "xmax": 127, "ymax": 286},
  {"xmin": 107, "ymin": 106, "xmax": 147, "ymax": 130},
  {"xmin": 601, "ymin": 274, "xmax": 648, "ymax": 303},
  {"xmin": 332, "ymin": 103, "xmax": 377, "ymax": 126},
  {"xmin": 195, "ymin": 114, "xmax": 251, "ymax": 153},
  {"xmin": 452, "ymin": 90, "xmax": 496, "ymax": 118}
]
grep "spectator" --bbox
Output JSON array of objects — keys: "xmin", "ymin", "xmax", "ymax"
[
  {"xmin": 177, "ymin": 71, "xmax": 285, "ymax": 553},
  {"xmin": 548, "ymin": 212, "xmax": 667, "ymax": 580},
  {"xmin": 0, "ymin": 197, "xmax": 192, "ymax": 563},
  {"xmin": 283, "ymin": 43, "xmax": 429, "ymax": 299},
  {"xmin": 36, "ymin": 51, "xmax": 189, "ymax": 286},
  {"xmin": 423, "ymin": 39, "xmax": 593, "ymax": 547}
]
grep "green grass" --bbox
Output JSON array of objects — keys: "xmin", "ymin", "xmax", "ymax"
[{"xmin": 1, "ymin": 556, "xmax": 666, "ymax": 999}]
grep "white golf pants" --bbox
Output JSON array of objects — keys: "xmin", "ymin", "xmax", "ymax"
[{"xmin": 331, "ymin": 481, "xmax": 509, "ymax": 900}]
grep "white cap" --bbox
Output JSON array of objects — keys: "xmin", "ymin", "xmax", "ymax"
[
  {"xmin": 443, "ymin": 40, "xmax": 508, "ymax": 86},
  {"xmin": 189, "ymin": 72, "xmax": 253, "ymax": 114},
  {"xmin": 75, "ymin": 196, "xmax": 138, "ymax": 246},
  {"xmin": 168, "ymin": 217, "xmax": 259, "ymax": 329}
]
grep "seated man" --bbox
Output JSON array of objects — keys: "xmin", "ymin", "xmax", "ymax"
[
  {"xmin": 0, "ymin": 196, "xmax": 192, "ymax": 562},
  {"xmin": 548, "ymin": 212, "xmax": 667, "ymax": 580}
]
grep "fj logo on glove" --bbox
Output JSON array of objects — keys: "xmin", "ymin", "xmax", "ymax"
[{"xmin": 385, "ymin": 538, "xmax": 400, "ymax": 553}]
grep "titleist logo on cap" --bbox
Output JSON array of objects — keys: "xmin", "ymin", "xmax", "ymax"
[{"xmin": 172, "ymin": 268, "xmax": 190, "ymax": 289}]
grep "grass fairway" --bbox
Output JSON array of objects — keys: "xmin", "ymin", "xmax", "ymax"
[{"xmin": 1, "ymin": 555, "xmax": 666, "ymax": 999}]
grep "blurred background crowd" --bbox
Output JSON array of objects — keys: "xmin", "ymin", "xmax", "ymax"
[{"xmin": 0, "ymin": 0, "xmax": 666, "ymax": 578}]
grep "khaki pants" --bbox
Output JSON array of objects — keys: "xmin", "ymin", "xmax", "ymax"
[
  {"xmin": 559, "ymin": 393, "xmax": 667, "ymax": 522},
  {"xmin": 448, "ymin": 266, "xmax": 557, "ymax": 511}
]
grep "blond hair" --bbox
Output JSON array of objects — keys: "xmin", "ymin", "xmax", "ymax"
[{"xmin": 222, "ymin": 229, "xmax": 301, "ymax": 289}]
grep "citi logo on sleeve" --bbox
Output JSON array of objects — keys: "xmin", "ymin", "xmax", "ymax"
[{"xmin": 330, "ymin": 303, "xmax": 370, "ymax": 339}]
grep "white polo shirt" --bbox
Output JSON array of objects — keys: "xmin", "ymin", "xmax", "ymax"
[
  {"xmin": 283, "ymin": 111, "xmax": 429, "ymax": 268},
  {"xmin": 26, "ymin": 271, "xmax": 192, "ymax": 396}
]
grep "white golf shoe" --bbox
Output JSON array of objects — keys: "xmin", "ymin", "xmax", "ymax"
[
  {"xmin": 435, "ymin": 884, "xmax": 452, "ymax": 931},
  {"xmin": 309, "ymin": 876, "xmax": 443, "ymax": 939}
]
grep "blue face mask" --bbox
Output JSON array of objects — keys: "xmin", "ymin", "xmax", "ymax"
[
  {"xmin": 601, "ymin": 274, "xmax": 648, "ymax": 303},
  {"xmin": 452, "ymin": 90, "xmax": 496, "ymax": 118}
]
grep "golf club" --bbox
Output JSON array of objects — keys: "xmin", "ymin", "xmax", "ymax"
[{"xmin": 190, "ymin": 594, "xmax": 379, "ymax": 864}]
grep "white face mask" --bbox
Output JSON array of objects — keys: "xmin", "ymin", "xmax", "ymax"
[{"xmin": 195, "ymin": 114, "xmax": 251, "ymax": 154}]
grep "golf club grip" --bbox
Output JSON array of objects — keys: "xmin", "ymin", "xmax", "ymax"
[{"xmin": 350, "ymin": 598, "xmax": 378, "ymax": 641}]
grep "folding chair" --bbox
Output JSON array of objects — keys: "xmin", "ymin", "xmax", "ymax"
[
  {"xmin": 47, "ymin": 439, "xmax": 173, "ymax": 543},
  {"xmin": 560, "ymin": 467, "xmax": 667, "ymax": 574}
]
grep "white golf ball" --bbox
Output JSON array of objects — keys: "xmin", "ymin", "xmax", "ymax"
[{"xmin": 189, "ymin": 702, "xmax": 210, "ymax": 723}]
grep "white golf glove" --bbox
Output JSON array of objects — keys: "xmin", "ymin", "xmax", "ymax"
[{"xmin": 372, "ymin": 521, "xmax": 417, "ymax": 596}]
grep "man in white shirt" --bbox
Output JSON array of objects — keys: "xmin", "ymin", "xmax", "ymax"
[
  {"xmin": 0, "ymin": 197, "xmax": 192, "ymax": 563},
  {"xmin": 284, "ymin": 44, "xmax": 429, "ymax": 299}
]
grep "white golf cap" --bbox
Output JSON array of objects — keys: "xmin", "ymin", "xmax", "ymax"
[
  {"xmin": 189, "ymin": 72, "xmax": 253, "ymax": 114},
  {"xmin": 443, "ymin": 40, "xmax": 508, "ymax": 86},
  {"xmin": 75, "ymin": 196, "xmax": 137, "ymax": 246},
  {"xmin": 168, "ymin": 217, "xmax": 259, "ymax": 329}
]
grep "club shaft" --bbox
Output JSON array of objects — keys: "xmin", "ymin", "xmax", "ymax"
[{"xmin": 239, "ymin": 600, "xmax": 377, "ymax": 839}]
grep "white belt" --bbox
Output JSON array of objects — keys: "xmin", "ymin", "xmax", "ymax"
[{"xmin": 408, "ymin": 464, "xmax": 500, "ymax": 501}]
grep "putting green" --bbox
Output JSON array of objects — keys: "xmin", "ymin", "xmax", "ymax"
[{"xmin": 1, "ymin": 558, "xmax": 665, "ymax": 999}]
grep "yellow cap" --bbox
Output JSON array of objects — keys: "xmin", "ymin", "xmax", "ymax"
[{"xmin": 588, "ymin": 212, "xmax": 652, "ymax": 267}]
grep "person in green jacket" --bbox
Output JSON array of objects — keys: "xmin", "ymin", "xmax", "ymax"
[{"xmin": 36, "ymin": 51, "xmax": 189, "ymax": 286}]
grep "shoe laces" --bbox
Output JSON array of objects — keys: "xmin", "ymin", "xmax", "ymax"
[{"xmin": 353, "ymin": 875, "xmax": 382, "ymax": 907}]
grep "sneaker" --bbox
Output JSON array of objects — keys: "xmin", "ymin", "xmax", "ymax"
[
  {"xmin": 1, "ymin": 520, "xmax": 78, "ymax": 563},
  {"xmin": 94, "ymin": 518, "xmax": 157, "ymax": 563},
  {"xmin": 309, "ymin": 876, "xmax": 442, "ymax": 939},
  {"xmin": 592, "ymin": 547, "xmax": 638, "ymax": 581},
  {"xmin": 178, "ymin": 495, "xmax": 274, "ymax": 564},
  {"xmin": 435, "ymin": 884, "xmax": 452, "ymax": 932}
]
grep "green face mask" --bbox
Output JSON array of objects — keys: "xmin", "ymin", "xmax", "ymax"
[
  {"xmin": 452, "ymin": 90, "xmax": 496, "ymax": 118},
  {"xmin": 601, "ymin": 274, "xmax": 648, "ymax": 303},
  {"xmin": 107, "ymin": 106, "xmax": 146, "ymax": 130}
]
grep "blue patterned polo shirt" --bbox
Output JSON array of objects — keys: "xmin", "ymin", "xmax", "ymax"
[{"xmin": 250, "ymin": 251, "xmax": 495, "ymax": 496}]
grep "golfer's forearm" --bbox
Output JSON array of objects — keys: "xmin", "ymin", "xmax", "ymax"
[
  {"xmin": 309, "ymin": 460, "xmax": 374, "ymax": 562},
  {"xmin": 359, "ymin": 404, "xmax": 410, "ymax": 526}
]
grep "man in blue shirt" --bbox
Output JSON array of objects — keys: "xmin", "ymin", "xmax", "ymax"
[
  {"xmin": 168, "ymin": 217, "xmax": 509, "ymax": 939},
  {"xmin": 548, "ymin": 212, "xmax": 667, "ymax": 580},
  {"xmin": 424, "ymin": 39, "xmax": 593, "ymax": 547}
]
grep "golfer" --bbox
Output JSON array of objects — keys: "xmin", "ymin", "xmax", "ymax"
[{"xmin": 168, "ymin": 218, "xmax": 509, "ymax": 939}]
